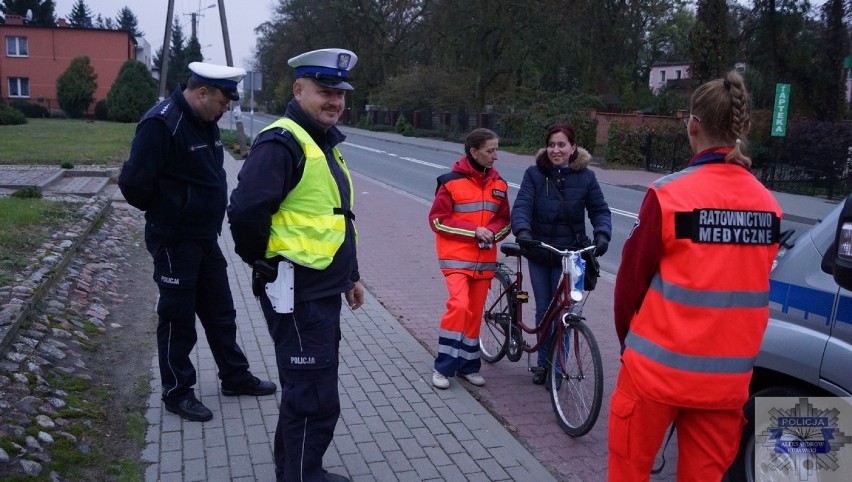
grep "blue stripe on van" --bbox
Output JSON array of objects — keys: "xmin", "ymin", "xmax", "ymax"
[
  {"xmin": 769, "ymin": 279, "xmax": 834, "ymax": 325},
  {"xmin": 837, "ymin": 295, "xmax": 852, "ymax": 325}
]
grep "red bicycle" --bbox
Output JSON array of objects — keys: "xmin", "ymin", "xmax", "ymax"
[{"xmin": 480, "ymin": 239, "xmax": 603, "ymax": 437}]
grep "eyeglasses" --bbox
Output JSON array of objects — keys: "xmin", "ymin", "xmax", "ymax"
[{"xmin": 683, "ymin": 113, "xmax": 701, "ymax": 126}]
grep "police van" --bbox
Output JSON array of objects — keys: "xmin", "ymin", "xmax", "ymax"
[{"xmin": 727, "ymin": 196, "xmax": 852, "ymax": 481}]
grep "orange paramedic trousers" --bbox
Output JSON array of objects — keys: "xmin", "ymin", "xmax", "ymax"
[{"xmin": 607, "ymin": 367, "xmax": 745, "ymax": 481}]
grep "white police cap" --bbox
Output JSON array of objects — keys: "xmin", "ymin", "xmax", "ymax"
[
  {"xmin": 288, "ymin": 48, "xmax": 358, "ymax": 91},
  {"xmin": 188, "ymin": 62, "xmax": 246, "ymax": 101}
]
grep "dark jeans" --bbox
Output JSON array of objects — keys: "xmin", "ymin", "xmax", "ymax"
[
  {"xmin": 527, "ymin": 257, "xmax": 562, "ymax": 368},
  {"xmin": 145, "ymin": 235, "xmax": 251, "ymax": 402},
  {"xmin": 261, "ymin": 293, "xmax": 342, "ymax": 482}
]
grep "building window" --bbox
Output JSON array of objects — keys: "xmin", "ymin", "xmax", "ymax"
[
  {"xmin": 5, "ymin": 36, "xmax": 28, "ymax": 57},
  {"xmin": 8, "ymin": 77, "xmax": 30, "ymax": 98},
  {"xmin": 676, "ymin": 70, "xmax": 682, "ymax": 79},
  {"xmin": 660, "ymin": 71, "xmax": 666, "ymax": 83}
]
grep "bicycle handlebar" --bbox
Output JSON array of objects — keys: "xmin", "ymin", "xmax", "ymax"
[{"xmin": 516, "ymin": 238, "xmax": 597, "ymax": 257}]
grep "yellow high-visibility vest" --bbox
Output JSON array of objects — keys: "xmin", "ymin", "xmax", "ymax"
[{"xmin": 261, "ymin": 118, "xmax": 355, "ymax": 269}]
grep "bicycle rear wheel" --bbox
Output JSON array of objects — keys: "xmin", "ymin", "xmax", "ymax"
[
  {"xmin": 480, "ymin": 266, "xmax": 512, "ymax": 363},
  {"xmin": 548, "ymin": 317, "xmax": 603, "ymax": 437}
]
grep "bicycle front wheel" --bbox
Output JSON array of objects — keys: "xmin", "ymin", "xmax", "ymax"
[
  {"xmin": 548, "ymin": 318, "xmax": 603, "ymax": 437},
  {"xmin": 479, "ymin": 267, "xmax": 512, "ymax": 363}
]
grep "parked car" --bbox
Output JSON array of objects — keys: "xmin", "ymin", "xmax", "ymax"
[{"xmin": 727, "ymin": 195, "xmax": 852, "ymax": 481}]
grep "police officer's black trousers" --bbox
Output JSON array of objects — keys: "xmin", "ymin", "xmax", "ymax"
[
  {"xmin": 145, "ymin": 236, "xmax": 251, "ymax": 402},
  {"xmin": 260, "ymin": 293, "xmax": 342, "ymax": 482}
]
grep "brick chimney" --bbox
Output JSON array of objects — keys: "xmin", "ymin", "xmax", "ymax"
[
  {"xmin": 5, "ymin": 15, "xmax": 24, "ymax": 25},
  {"xmin": 58, "ymin": 17, "xmax": 68, "ymax": 27}
]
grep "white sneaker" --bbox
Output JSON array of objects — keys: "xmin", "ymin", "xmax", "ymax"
[
  {"xmin": 432, "ymin": 370, "xmax": 450, "ymax": 389},
  {"xmin": 459, "ymin": 372, "xmax": 485, "ymax": 386}
]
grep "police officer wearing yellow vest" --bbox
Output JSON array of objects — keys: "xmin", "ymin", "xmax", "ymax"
[
  {"xmin": 119, "ymin": 62, "xmax": 276, "ymax": 423},
  {"xmin": 609, "ymin": 71, "xmax": 783, "ymax": 480},
  {"xmin": 228, "ymin": 48, "xmax": 363, "ymax": 482}
]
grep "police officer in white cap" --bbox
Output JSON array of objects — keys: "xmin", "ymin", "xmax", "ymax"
[
  {"xmin": 119, "ymin": 62, "xmax": 277, "ymax": 423},
  {"xmin": 228, "ymin": 49, "xmax": 363, "ymax": 482}
]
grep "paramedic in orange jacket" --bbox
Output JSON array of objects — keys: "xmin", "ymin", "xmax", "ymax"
[
  {"xmin": 429, "ymin": 128, "xmax": 511, "ymax": 390},
  {"xmin": 608, "ymin": 72, "xmax": 783, "ymax": 481}
]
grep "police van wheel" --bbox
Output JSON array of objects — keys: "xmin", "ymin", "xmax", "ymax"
[{"xmin": 726, "ymin": 386, "xmax": 807, "ymax": 482}]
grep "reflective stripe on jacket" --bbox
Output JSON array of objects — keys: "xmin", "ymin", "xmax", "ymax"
[
  {"xmin": 261, "ymin": 118, "xmax": 355, "ymax": 269},
  {"xmin": 623, "ymin": 162, "xmax": 782, "ymax": 408}
]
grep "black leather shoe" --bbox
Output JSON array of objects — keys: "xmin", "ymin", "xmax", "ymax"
[
  {"xmin": 164, "ymin": 397, "xmax": 213, "ymax": 422},
  {"xmin": 324, "ymin": 471, "xmax": 350, "ymax": 482},
  {"xmin": 221, "ymin": 376, "xmax": 277, "ymax": 396},
  {"xmin": 531, "ymin": 367, "xmax": 546, "ymax": 385}
]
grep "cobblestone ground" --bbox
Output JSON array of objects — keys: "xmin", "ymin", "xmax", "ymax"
[{"xmin": 0, "ymin": 201, "xmax": 157, "ymax": 480}]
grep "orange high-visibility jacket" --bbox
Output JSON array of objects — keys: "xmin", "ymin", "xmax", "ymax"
[
  {"xmin": 429, "ymin": 156, "xmax": 511, "ymax": 279},
  {"xmin": 623, "ymin": 162, "xmax": 782, "ymax": 409}
]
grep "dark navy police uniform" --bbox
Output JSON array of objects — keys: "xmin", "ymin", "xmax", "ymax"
[
  {"xmin": 119, "ymin": 85, "xmax": 254, "ymax": 404},
  {"xmin": 228, "ymin": 98, "xmax": 359, "ymax": 481}
]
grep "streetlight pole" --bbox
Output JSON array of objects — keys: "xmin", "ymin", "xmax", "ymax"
[
  {"xmin": 158, "ymin": 0, "xmax": 175, "ymax": 100},
  {"xmin": 216, "ymin": 0, "xmax": 247, "ymax": 154}
]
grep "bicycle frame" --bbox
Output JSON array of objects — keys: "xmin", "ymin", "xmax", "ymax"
[
  {"xmin": 493, "ymin": 242, "xmax": 593, "ymax": 354},
  {"xmin": 481, "ymin": 240, "xmax": 604, "ymax": 437}
]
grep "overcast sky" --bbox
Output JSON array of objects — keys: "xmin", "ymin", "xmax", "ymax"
[{"xmin": 51, "ymin": 0, "xmax": 276, "ymax": 71}]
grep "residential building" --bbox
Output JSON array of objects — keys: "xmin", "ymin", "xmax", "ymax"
[
  {"xmin": 1, "ymin": 15, "xmax": 137, "ymax": 113},
  {"xmin": 649, "ymin": 62, "xmax": 690, "ymax": 93}
]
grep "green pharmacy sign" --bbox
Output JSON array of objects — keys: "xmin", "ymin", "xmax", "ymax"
[{"xmin": 771, "ymin": 84, "xmax": 790, "ymax": 137}]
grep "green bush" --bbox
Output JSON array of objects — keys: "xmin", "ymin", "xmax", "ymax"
[
  {"xmin": 11, "ymin": 186, "xmax": 42, "ymax": 198},
  {"xmin": 56, "ymin": 56, "xmax": 98, "ymax": 118},
  {"xmin": 395, "ymin": 113, "xmax": 413, "ymax": 135},
  {"xmin": 60, "ymin": 161, "xmax": 75, "ymax": 169},
  {"xmin": 605, "ymin": 122, "xmax": 647, "ymax": 168},
  {"xmin": 10, "ymin": 100, "xmax": 48, "ymax": 118},
  {"xmin": 94, "ymin": 100, "xmax": 109, "ymax": 120},
  {"xmin": 0, "ymin": 103, "xmax": 27, "ymax": 125},
  {"xmin": 107, "ymin": 60, "xmax": 157, "ymax": 123}
]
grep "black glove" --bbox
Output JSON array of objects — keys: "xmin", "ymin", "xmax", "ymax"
[
  {"xmin": 593, "ymin": 234, "xmax": 609, "ymax": 257},
  {"xmin": 515, "ymin": 230, "xmax": 536, "ymax": 249}
]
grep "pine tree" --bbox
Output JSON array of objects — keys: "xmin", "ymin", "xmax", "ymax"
[
  {"xmin": 116, "ymin": 6, "xmax": 142, "ymax": 37},
  {"xmin": 153, "ymin": 19, "xmax": 188, "ymax": 93},
  {"xmin": 56, "ymin": 56, "xmax": 97, "ymax": 118},
  {"xmin": 67, "ymin": 0, "xmax": 92, "ymax": 28},
  {"xmin": 689, "ymin": 0, "xmax": 729, "ymax": 86}
]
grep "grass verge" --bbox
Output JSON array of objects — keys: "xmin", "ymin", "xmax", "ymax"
[
  {"xmin": 0, "ymin": 119, "xmax": 135, "ymax": 166},
  {"xmin": 0, "ymin": 197, "xmax": 85, "ymax": 287}
]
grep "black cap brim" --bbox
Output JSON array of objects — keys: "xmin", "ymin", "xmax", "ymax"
[{"xmin": 307, "ymin": 77, "xmax": 354, "ymax": 91}]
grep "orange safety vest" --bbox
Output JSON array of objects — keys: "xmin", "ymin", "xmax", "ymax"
[
  {"xmin": 434, "ymin": 172, "xmax": 509, "ymax": 279},
  {"xmin": 623, "ymin": 163, "xmax": 783, "ymax": 408}
]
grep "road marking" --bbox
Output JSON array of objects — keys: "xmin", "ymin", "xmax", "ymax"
[
  {"xmin": 345, "ymin": 142, "xmax": 631, "ymax": 215},
  {"xmin": 611, "ymin": 207, "xmax": 638, "ymax": 219}
]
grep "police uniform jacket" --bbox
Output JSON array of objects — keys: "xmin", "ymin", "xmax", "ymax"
[
  {"xmin": 119, "ymin": 85, "xmax": 227, "ymax": 240},
  {"xmin": 511, "ymin": 147, "xmax": 611, "ymax": 265},
  {"xmin": 227, "ymin": 99, "xmax": 359, "ymax": 302}
]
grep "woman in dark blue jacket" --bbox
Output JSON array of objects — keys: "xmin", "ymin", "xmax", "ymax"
[{"xmin": 511, "ymin": 123, "xmax": 612, "ymax": 384}]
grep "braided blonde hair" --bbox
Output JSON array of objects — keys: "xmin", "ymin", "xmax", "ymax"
[{"xmin": 690, "ymin": 71, "xmax": 752, "ymax": 168}]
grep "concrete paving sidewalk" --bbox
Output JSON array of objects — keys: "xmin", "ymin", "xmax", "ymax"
[{"xmin": 136, "ymin": 151, "xmax": 556, "ymax": 482}]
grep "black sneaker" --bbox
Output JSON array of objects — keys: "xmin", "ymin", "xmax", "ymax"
[
  {"xmin": 164, "ymin": 397, "xmax": 213, "ymax": 422},
  {"xmin": 221, "ymin": 376, "xmax": 277, "ymax": 396},
  {"xmin": 324, "ymin": 470, "xmax": 350, "ymax": 482},
  {"xmin": 531, "ymin": 367, "xmax": 546, "ymax": 385}
]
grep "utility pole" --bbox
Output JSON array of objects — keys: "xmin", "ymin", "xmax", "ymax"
[
  {"xmin": 190, "ymin": 12, "xmax": 197, "ymax": 39},
  {"xmin": 158, "ymin": 0, "xmax": 176, "ymax": 100},
  {"xmin": 217, "ymin": 0, "xmax": 247, "ymax": 155}
]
